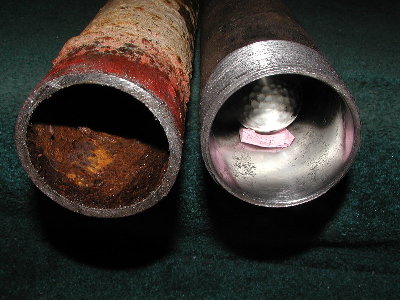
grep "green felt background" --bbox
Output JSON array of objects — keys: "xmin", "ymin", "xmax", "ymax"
[{"xmin": 1, "ymin": 0, "xmax": 399, "ymax": 298}]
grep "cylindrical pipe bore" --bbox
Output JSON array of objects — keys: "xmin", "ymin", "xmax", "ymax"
[
  {"xmin": 200, "ymin": 0, "xmax": 361, "ymax": 207},
  {"xmin": 16, "ymin": 0, "xmax": 198, "ymax": 217}
]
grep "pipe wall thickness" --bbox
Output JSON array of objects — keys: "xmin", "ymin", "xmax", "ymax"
[
  {"xmin": 16, "ymin": 0, "xmax": 198, "ymax": 217},
  {"xmin": 200, "ymin": 0, "xmax": 361, "ymax": 207}
]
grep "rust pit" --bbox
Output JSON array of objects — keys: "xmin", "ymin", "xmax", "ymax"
[{"xmin": 26, "ymin": 84, "xmax": 169, "ymax": 210}]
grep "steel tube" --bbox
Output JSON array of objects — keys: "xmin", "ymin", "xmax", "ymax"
[
  {"xmin": 16, "ymin": 0, "xmax": 198, "ymax": 217},
  {"xmin": 200, "ymin": 0, "xmax": 361, "ymax": 207}
]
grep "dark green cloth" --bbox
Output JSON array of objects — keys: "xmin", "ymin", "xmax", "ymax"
[{"xmin": 1, "ymin": 0, "xmax": 399, "ymax": 298}]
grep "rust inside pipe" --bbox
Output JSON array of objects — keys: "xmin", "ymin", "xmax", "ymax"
[
  {"xmin": 26, "ymin": 85, "xmax": 169, "ymax": 209},
  {"xmin": 16, "ymin": 0, "xmax": 198, "ymax": 217}
]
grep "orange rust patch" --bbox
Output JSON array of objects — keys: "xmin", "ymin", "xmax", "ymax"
[
  {"xmin": 27, "ymin": 123, "xmax": 169, "ymax": 209},
  {"xmin": 86, "ymin": 148, "xmax": 114, "ymax": 173}
]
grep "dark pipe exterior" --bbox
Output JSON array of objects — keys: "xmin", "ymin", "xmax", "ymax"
[
  {"xmin": 16, "ymin": 0, "xmax": 198, "ymax": 217},
  {"xmin": 200, "ymin": 0, "xmax": 361, "ymax": 207}
]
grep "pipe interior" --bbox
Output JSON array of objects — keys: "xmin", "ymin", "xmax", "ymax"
[
  {"xmin": 209, "ymin": 74, "xmax": 356, "ymax": 205},
  {"xmin": 27, "ymin": 84, "xmax": 169, "ymax": 209}
]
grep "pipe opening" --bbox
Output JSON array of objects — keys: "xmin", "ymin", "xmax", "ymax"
[
  {"xmin": 209, "ymin": 74, "xmax": 356, "ymax": 206},
  {"xmin": 26, "ymin": 84, "xmax": 169, "ymax": 209}
]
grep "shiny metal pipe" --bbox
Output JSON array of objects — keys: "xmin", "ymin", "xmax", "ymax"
[
  {"xmin": 200, "ymin": 0, "xmax": 361, "ymax": 207},
  {"xmin": 16, "ymin": 0, "xmax": 198, "ymax": 217}
]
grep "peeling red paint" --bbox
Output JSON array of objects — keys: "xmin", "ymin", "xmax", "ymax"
[{"xmin": 41, "ymin": 51, "xmax": 186, "ymax": 135}]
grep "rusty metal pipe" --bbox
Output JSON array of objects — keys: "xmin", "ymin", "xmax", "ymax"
[
  {"xmin": 200, "ymin": 0, "xmax": 361, "ymax": 207},
  {"xmin": 15, "ymin": 0, "xmax": 198, "ymax": 217}
]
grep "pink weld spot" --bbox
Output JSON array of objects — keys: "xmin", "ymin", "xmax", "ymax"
[{"xmin": 239, "ymin": 127, "xmax": 295, "ymax": 148}]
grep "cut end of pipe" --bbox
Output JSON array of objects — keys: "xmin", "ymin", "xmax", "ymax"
[
  {"xmin": 27, "ymin": 84, "xmax": 169, "ymax": 210},
  {"xmin": 206, "ymin": 74, "xmax": 359, "ymax": 207},
  {"xmin": 201, "ymin": 41, "xmax": 361, "ymax": 207},
  {"xmin": 16, "ymin": 74, "xmax": 182, "ymax": 217}
]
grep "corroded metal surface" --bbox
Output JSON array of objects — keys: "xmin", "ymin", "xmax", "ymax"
[
  {"xmin": 200, "ymin": 0, "xmax": 361, "ymax": 207},
  {"xmin": 27, "ymin": 123, "xmax": 168, "ymax": 209},
  {"xmin": 16, "ymin": 0, "xmax": 198, "ymax": 217},
  {"xmin": 48, "ymin": 0, "xmax": 197, "ymax": 134}
]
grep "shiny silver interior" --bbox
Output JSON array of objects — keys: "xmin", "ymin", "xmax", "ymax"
[{"xmin": 209, "ymin": 74, "xmax": 356, "ymax": 206}]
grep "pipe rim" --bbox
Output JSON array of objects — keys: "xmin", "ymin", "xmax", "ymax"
[
  {"xmin": 16, "ymin": 72, "xmax": 182, "ymax": 217},
  {"xmin": 201, "ymin": 40, "xmax": 361, "ymax": 207}
]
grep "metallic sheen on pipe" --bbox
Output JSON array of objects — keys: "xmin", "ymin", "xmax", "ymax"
[
  {"xmin": 15, "ymin": 0, "xmax": 198, "ymax": 217},
  {"xmin": 200, "ymin": 0, "xmax": 361, "ymax": 207}
]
